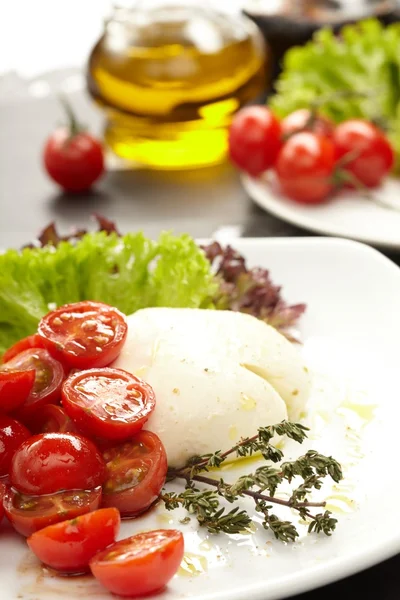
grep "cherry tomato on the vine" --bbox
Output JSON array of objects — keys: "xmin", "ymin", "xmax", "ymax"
[
  {"xmin": 275, "ymin": 132, "xmax": 336, "ymax": 204},
  {"xmin": 0, "ymin": 416, "xmax": 31, "ymax": 477},
  {"xmin": 38, "ymin": 301, "xmax": 128, "ymax": 370},
  {"xmin": 10, "ymin": 432, "xmax": 106, "ymax": 496},
  {"xmin": 27, "ymin": 508, "xmax": 120, "ymax": 574},
  {"xmin": 62, "ymin": 368, "xmax": 156, "ymax": 441},
  {"xmin": 281, "ymin": 109, "xmax": 335, "ymax": 140},
  {"xmin": 4, "ymin": 486, "xmax": 102, "ymax": 537},
  {"xmin": 43, "ymin": 98, "xmax": 104, "ymax": 193},
  {"xmin": 333, "ymin": 119, "xmax": 394, "ymax": 188},
  {"xmin": 90, "ymin": 529, "xmax": 184, "ymax": 597},
  {"xmin": 229, "ymin": 106, "xmax": 282, "ymax": 177},
  {"xmin": 101, "ymin": 431, "xmax": 167, "ymax": 517}
]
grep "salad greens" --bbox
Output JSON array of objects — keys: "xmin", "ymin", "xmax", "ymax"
[
  {"xmin": 0, "ymin": 218, "xmax": 306, "ymax": 356},
  {"xmin": 0, "ymin": 231, "xmax": 216, "ymax": 356},
  {"xmin": 270, "ymin": 19, "xmax": 400, "ymax": 167}
]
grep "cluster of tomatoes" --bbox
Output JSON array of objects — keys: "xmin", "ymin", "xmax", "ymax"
[
  {"xmin": 228, "ymin": 106, "xmax": 394, "ymax": 204},
  {"xmin": 0, "ymin": 300, "xmax": 183, "ymax": 598}
]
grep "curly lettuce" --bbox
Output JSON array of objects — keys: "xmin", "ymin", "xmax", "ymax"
[
  {"xmin": 270, "ymin": 19, "xmax": 400, "ymax": 168},
  {"xmin": 0, "ymin": 231, "xmax": 217, "ymax": 355}
]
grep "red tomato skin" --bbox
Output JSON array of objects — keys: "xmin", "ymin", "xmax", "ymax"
[
  {"xmin": 62, "ymin": 369, "xmax": 156, "ymax": 442},
  {"xmin": 229, "ymin": 106, "xmax": 282, "ymax": 176},
  {"xmin": 0, "ymin": 370, "xmax": 35, "ymax": 414},
  {"xmin": 333, "ymin": 119, "xmax": 394, "ymax": 187},
  {"xmin": 4, "ymin": 486, "xmax": 102, "ymax": 537},
  {"xmin": 2, "ymin": 335, "xmax": 45, "ymax": 363},
  {"xmin": 275, "ymin": 132, "xmax": 335, "ymax": 204},
  {"xmin": 0, "ymin": 416, "xmax": 31, "ymax": 477},
  {"xmin": 3, "ymin": 348, "xmax": 65, "ymax": 424},
  {"xmin": 0, "ymin": 482, "xmax": 5, "ymax": 522},
  {"xmin": 29, "ymin": 404, "xmax": 78, "ymax": 435},
  {"xmin": 43, "ymin": 128, "xmax": 104, "ymax": 193},
  {"xmin": 281, "ymin": 109, "xmax": 335, "ymax": 139},
  {"xmin": 27, "ymin": 507, "xmax": 120, "ymax": 574},
  {"xmin": 38, "ymin": 301, "xmax": 128, "ymax": 370},
  {"xmin": 90, "ymin": 529, "xmax": 184, "ymax": 597},
  {"xmin": 10, "ymin": 432, "xmax": 106, "ymax": 496},
  {"xmin": 102, "ymin": 431, "xmax": 167, "ymax": 517}
]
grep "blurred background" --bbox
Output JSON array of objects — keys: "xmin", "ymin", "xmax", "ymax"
[{"xmin": 1, "ymin": 0, "xmax": 400, "ymax": 249}]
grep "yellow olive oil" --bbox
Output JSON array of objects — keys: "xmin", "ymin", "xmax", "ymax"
[{"xmin": 87, "ymin": 6, "xmax": 267, "ymax": 169}]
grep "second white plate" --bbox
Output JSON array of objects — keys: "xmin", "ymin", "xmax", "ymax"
[{"xmin": 242, "ymin": 173, "xmax": 400, "ymax": 249}]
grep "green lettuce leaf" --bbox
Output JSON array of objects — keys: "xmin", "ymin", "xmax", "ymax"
[
  {"xmin": 0, "ymin": 231, "xmax": 217, "ymax": 356},
  {"xmin": 270, "ymin": 19, "xmax": 400, "ymax": 167}
]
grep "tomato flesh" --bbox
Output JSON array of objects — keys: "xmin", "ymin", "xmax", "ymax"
[
  {"xmin": 101, "ymin": 431, "xmax": 167, "ymax": 517},
  {"xmin": 0, "ymin": 482, "xmax": 5, "ymax": 523},
  {"xmin": 0, "ymin": 416, "xmax": 31, "ymax": 477},
  {"xmin": 4, "ymin": 486, "xmax": 102, "ymax": 537},
  {"xmin": 29, "ymin": 404, "xmax": 77, "ymax": 435},
  {"xmin": 0, "ymin": 370, "xmax": 35, "ymax": 414},
  {"xmin": 275, "ymin": 132, "xmax": 335, "ymax": 204},
  {"xmin": 10, "ymin": 432, "xmax": 106, "ymax": 496},
  {"xmin": 90, "ymin": 529, "xmax": 184, "ymax": 597},
  {"xmin": 2, "ymin": 335, "xmax": 45, "ymax": 364},
  {"xmin": 2, "ymin": 348, "xmax": 65, "ymax": 423},
  {"xmin": 38, "ymin": 301, "xmax": 128, "ymax": 370},
  {"xmin": 62, "ymin": 368, "xmax": 156, "ymax": 441},
  {"xmin": 27, "ymin": 507, "xmax": 120, "ymax": 574}
]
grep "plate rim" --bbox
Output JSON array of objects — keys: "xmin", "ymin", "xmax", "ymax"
[{"xmin": 241, "ymin": 173, "xmax": 400, "ymax": 250}]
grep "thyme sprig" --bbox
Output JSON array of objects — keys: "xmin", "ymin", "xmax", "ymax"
[{"xmin": 162, "ymin": 421, "xmax": 343, "ymax": 542}]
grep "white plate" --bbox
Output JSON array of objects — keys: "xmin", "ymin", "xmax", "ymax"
[
  {"xmin": 242, "ymin": 173, "xmax": 400, "ymax": 249},
  {"xmin": 2, "ymin": 237, "xmax": 400, "ymax": 600}
]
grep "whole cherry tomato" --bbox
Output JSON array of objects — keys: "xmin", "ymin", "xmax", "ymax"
[
  {"xmin": 43, "ymin": 98, "xmax": 104, "ymax": 193},
  {"xmin": 333, "ymin": 119, "xmax": 394, "ymax": 188},
  {"xmin": 229, "ymin": 106, "xmax": 282, "ymax": 177},
  {"xmin": 275, "ymin": 132, "xmax": 336, "ymax": 204},
  {"xmin": 0, "ymin": 416, "xmax": 31, "ymax": 477},
  {"xmin": 27, "ymin": 508, "xmax": 120, "ymax": 574},
  {"xmin": 10, "ymin": 432, "xmax": 106, "ymax": 495},
  {"xmin": 101, "ymin": 431, "xmax": 167, "ymax": 517},
  {"xmin": 281, "ymin": 109, "xmax": 335, "ymax": 139},
  {"xmin": 62, "ymin": 368, "xmax": 156, "ymax": 441},
  {"xmin": 38, "ymin": 301, "xmax": 127, "ymax": 370},
  {"xmin": 4, "ymin": 486, "xmax": 102, "ymax": 537},
  {"xmin": 90, "ymin": 529, "xmax": 184, "ymax": 597}
]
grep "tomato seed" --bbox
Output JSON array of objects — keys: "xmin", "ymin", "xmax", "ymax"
[
  {"xmin": 82, "ymin": 320, "xmax": 97, "ymax": 331},
  {"xmin": 52, "ymin": 317, "xmax": 63, "ymax": 326}
]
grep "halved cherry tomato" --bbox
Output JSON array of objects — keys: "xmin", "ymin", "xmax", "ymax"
[
  {"xmin": 38, "ymin": 301, "xmax": 128, "ymax": 370},
  {"xmin": 0, "ymin": 416, "xmax": 31, "ymax": 477},
  {"xmin": 4, "ymin": 486, "xmax": 102, "ymax": 537},
  {"xmin": 0, "ymin": 482, "xmax": 6, "ymax": 522},
  {"xmin": 2, "ymin": 335, "xmax": 45, "ymax": 364},
  {"xmin": 90, "ymin": 529, "xmax": 184, "ymax": 597},
  {"xmin": 62, "ymin": 368, "xmax": 156, "ymax": 441},
  {"xmin": 27, "ymin": 507, "xmax": 120, "ymax": 574},
  {"xmin": 29, "ymin": 405, "xmax": 77, "ymax": 435},
  {"xmin": 101, "ymin": 431, "xmax": 167, "ymax": 517},
  {"xmin": 281, "ymin": 109, "xmax": 335, "ymax": 140},
  {"xmin": 10, "ymin": 433, "xmax": 106, "ymax": 496},
  {"xmin": 1, "ymin": 349, "xmax": 65, "ymax": 423},
  {"xmin": 0, "ymin": 370, "xmax": 35, "ymax": 414}
]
